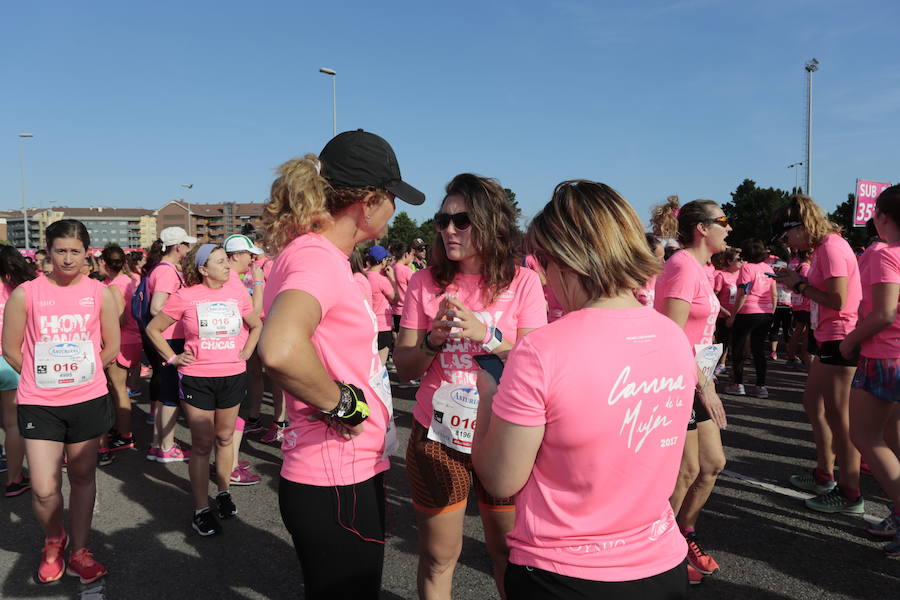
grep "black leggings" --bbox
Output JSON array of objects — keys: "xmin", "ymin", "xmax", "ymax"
[
  {"xmin": 505, "ymin": 561, "xmax": 688, "ymax": 600},
  {"xmin": 279, "ymin": 473, "xmax": 386, "ymax": 599},
  {"xmin": 731, "ymin": 313, "xmax": 774, "ymax": 386},
  {"xmin": 768, "ymin": 306, "xmax": 793, "ymax": 343}
]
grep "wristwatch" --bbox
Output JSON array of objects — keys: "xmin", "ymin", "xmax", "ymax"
[
  {"xmin": 322, "ymin": 382, "xmax": 370, "ymax": 426},
  {"xmin": 420, "ymin": 331, "xmax": 444, "ymax": 356},
  {"xmin": 482, "ymin": 327, "xmax": 503, "ymax": 353}
]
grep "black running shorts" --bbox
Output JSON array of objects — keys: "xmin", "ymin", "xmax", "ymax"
[
  {"xmin": 180, "ymin": 371, "xmax": 247, "ymax": 411},
  {"xmin": 18, "ymin": 394, "xmax": 114, "ymax": 444}
]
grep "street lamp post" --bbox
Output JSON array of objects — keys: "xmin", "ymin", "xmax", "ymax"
[
  {"xmin": 18, "ymin": 133, "xmax": 34, "ymax": 250},
  {"xmin": 787, "ymin": 162, "xmax": 804, "ymax": 193},
  {"xmin": 319, "ymin": 68, "xmax": 336, "ymax": 137},
  {"xmin": 804, "ymin": 58, "xmax": 819, "ymax": 196}
]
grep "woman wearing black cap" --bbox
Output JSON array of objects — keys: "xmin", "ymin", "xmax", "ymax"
[
  {"xmin": 774, "ymin": 195, "xmax": 864, "ymax": 516},
  {"xmin": 258, "ymin": 130, "xmax": 424, "ymax": 599}
]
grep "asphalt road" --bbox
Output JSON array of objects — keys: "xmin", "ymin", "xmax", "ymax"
[{"xmin": 1, "ymin": 360, "xmax": 899, "ymax": 599}]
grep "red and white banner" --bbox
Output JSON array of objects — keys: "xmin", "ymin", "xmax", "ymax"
[{"xmin": 854, "ymin": 179, "xmax": 891, "ymax": 227}]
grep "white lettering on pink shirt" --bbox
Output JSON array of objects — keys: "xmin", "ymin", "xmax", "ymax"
[
  {"xmin": 608, "ymin": 366, "xmax": 684, "ymax": 453},
  {"xmin": 39, "ymin": 314, "xmax": 93, "ymax": 341}
]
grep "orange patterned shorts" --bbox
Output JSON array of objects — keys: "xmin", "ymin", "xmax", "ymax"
[{"xmin": 405, "ymin": 420, "xmax": 515, "ymax": 514}]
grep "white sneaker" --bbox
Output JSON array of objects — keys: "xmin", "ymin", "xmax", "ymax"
[
  {"xmin": 724, "ymin": 383, "xmax": 745, "ymax": 396},
  {"xmin": 750, "ymin": 385, "xmax": 769, "ymax": 399}
]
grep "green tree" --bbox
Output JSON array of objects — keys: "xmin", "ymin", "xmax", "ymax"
[
  {"xmin": 828, "ymin": 193, "xmax": 869, "ymax": 248},
  {"xmin": 417, "ymin": 218, "xmax": 436, "ymax": 248},
  {"xmin": 383, "ymin": 211, "xmax": 421, "ymax": 249},
  {"xmin": 721, "ymin": 179, "xmax": 790, "ymax": 247}
]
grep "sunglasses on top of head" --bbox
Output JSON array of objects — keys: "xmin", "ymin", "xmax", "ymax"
[{"xmin": 434, "ymin": 211, "xmax": 471, "ymax": 231}]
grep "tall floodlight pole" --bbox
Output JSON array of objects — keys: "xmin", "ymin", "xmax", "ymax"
[
  {"xmin": 804, "ymin": 59, "xmax": 819, "ymax": 196},
  {"xmin": 319, "ymin": 68, "xmax": 336, "ymax": 137},
  {"xmin": 18, "ymin": 133, "xmax": 34, "ymax": 250}
]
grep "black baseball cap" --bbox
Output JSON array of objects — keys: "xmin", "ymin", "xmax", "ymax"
[
  {"xmin": 319, "ymin": 129, "xmax": 425, "ymax": 205},
  {"xmin": 769, "ymin": 199, "xmax": 803, "ymax": 244}
]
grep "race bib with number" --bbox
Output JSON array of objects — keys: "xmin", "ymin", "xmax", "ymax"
[
  {"xmin": 34, "ymin": 340, "xmax": 96, "ymax": 389},
  {"xmin": 197, "ymin": 301, "xmax": 241, "ymax": 339},
  {"xmin": 728, "ymin": 285, "xmax": 737, "ymax": 306},
  {"xmin": 694, "ymin": 343, "xmax": 724, "ymax": 382},
  {"xmin": 428, "ymin": 382, "xmax": 479, "ymax": 454},
  {"xmin": 369, "ymin": 367, "xmax": 398, "ymax": 460}
]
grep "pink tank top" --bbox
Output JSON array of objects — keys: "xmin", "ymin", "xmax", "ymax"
[{"xmin": 17, "ymin": 275, "xmax": 109, "ymax": 406}]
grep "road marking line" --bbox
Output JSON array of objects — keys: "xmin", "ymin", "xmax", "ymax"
[{"xmin": 721, "ymin": 469, "xmax": 880, "ymax": 525}]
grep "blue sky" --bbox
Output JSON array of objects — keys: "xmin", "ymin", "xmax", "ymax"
[{"xmin": 2, "ymin": 1, "xmax": 898, "ymax": 230}]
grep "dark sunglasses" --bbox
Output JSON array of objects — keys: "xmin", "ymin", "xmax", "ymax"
[
  {"xmin": 707, "ymin": 216, "xmax": 730, "ymax": 228},
  {"xmin": 434, "ymin": 211, "xmax": 471, "ymax": 231}
]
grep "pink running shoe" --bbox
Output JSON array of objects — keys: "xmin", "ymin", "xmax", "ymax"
[
  {"xmin": 37, "ymin": 530, "xmax": 68, "ymax": 584},
  {"xmin": 230, "ymin": 465, "xmax": 261, "ymax": 486},
  {"xmin": 66, "ymin": 548, "xmax": 108, "ymax": 584},
  {"xmin": 146, "ymin": 447, "xmax": 160, "ymax": 462},
  {"xmin": 260, "ymin": 422, "xmax": 285, "ymax": 444},
  {"xmin": 156, "ymin": 444, "xmax": 191, "ymax": 463}
]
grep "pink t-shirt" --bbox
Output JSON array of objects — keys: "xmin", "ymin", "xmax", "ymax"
[
  {"xmin": 808, "ymin": 234, "xmax": 862, "ymax": 342},
  {"xmin": 366, "ymin": 271, "xmax": 394, "ymax": 331},
  {"xmin": 635, "ymin": 275, "xmax": 657, "ymax": 307},
  {"xmin": 492, "ymin": 307, "xmax": 695, "ymax": 581},
  {"xmin": 704, "ymin": 262, "xmax": 716, "ymax": 287},
  {"xmin": 392, "ymin": 262, "xmax": 413, "ymax": 317},
  {"xmin": 353, "ymin": 272, "xmax": 372, "ymax": 304},
  {"xmin": 0, "ymin": 282, "xmax": 13, "ymax": 356},
  {"xmin": 401, "ymin": 267, "xmax": 548, "ymax": 429},
  {"xmin": 17, "ymin": 275, "xmax": 109, "ymax": 406},
  {"xmin": 162, "ymin": 283, "xmax": 253, "ymax": 378},
  {"xmin": 147, "ymin": 261, "xmax": 185, "ymax": 339},
  {"xmin": 737, "ymin": 262, "xmax": 775, "ymax": 314},
  {"xmin": 107, "ymin": 273, "xmax": 141, "ymax": 346},
  {"xmin": 713, "ymin": 270, "xmax": 738, "ymax": 315},
  {"xmin": 858, "ymin": 242, "xmax": 888, "ymax": 286},
  {"xmin": 792, "ymin": 263, "xmax": 812, "ymax": 310},
  {"xmin": 654, "ymin": 250, "xmax": 720, "ymax": 347},
  {"xmin": 264, "ymin": 233, "xmax": 393, "ymax": 487},
  {"xmin": 860, "ymin": 243, "xmax": 900, "ymax": 359}
]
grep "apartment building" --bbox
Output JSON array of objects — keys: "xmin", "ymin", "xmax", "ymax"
[
  {"xmin": 1, "ymin": 207, "xmax": 157, "ymax": 249},
  {"xmin": 156, "ymin": 201, "xmax": 263, "ymax": 243}
]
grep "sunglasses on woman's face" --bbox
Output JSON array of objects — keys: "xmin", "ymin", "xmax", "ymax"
[
  {"xmin": 707, "ymin": 216, "xmax": 729, "ymax": 228},
  {"xmin": 434, "ymin": 211, "xmax": 472, "ymax": 231}
]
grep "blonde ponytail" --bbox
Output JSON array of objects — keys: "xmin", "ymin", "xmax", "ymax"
[{"xmin": 263, "ymin": 155, "xmax": 330, "ymax": 255}]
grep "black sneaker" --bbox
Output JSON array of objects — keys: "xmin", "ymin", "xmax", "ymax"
[
  {"xmin": 108, "ymin": 433, "xmax": 135, "ymax": 452},
  {"xmin": 192, "ymin": 508, "xmax": 222, "ymax": 536},
  {"xmin": 4, "ymin": 476, "xmax": 32, "ymax": 497},
  {"xmin": 243, "ymin": 417, "xmax": 264, "ymax": 434},
  {"xmin": 97, "ymin": 450, "xmax": 115, "ymax": 467},
  {"xmin": 216, "ymin": 491, "xmax": 237, "ymax": 519}
]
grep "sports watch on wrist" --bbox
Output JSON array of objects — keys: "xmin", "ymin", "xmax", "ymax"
[
  {"xmin": 482, "ymin": 326, "xmax": 503, "ymax": 353},
  {"xmin": 323, "ymin": 382, "xmax": 370, "ymax": 426}
]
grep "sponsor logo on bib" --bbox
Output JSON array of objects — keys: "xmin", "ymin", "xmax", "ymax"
[
  {"xmin": 48, "ymin": 343, "xmax": 84, "ymax": 358},
  {"xmin": 450, "ymin": 386, "xmax": 478, "ymax": 409}
]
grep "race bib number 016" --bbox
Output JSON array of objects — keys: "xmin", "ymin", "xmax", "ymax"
[
  {"xmin": 34, "ymin": 341, "xmax": 96, "ymax": 389},
  {"xmin": 428, "ymin": 383, "xmax": 479, "ymax": 454},
  {"xmin": 197, "ymin": 301, "xmax": 241, "ymax": 339}
]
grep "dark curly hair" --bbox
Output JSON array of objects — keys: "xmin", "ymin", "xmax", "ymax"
[{"xmin": 429, "ymin": 173, "xmax": 522, "ymax": 304}]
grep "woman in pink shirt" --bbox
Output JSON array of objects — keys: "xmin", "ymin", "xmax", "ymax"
[
  {"xmin": 635, "ymin": 233, "xmax": 664, "ymax": 307},
  {"xmin": 787, "ymin": 250, "xmax": 813, "ymax": 369},
  {"xmin": 473, "ymin": 180, "xmax": 693, "ymax": 598},
  {"xmin": 258, "ymin": 131, "xmax": 424, "ymax": 599},
  {"xmin": 146, "ymin": 244, "xmax": 262, "ymax": 536},
  {"xmin": 653, "ymin": 200, "xmax": 731, "ymax": 584},
  {"xmin": 394, "ymin": 173, "xmax": 547, "ymax": 599},
  {"xmin": 840, "ymin": 186, "xmax": 900, "ymax": 554},
  {"xmin": 725, "ymin": 239, "xmax": 776, "ymax": 398},
  {"xmin": 364, "ymin": 244, "xmax": 399, "ymax": 365},
  {"xmin": 1, "ymin": 219, "xmax": 119, "ymax": 585},
  {"xmin": 774, "ymin": 195, "xmax": 864, "ymax": 515},
  {"xmin": 712, "ymin": 248, "xmax": 741, "ymax": 375},
  {"xmin": 98, "ymin": 245, "xmax": 140, "ymax": 453},
  {"xmin": 0, "ymin": 246, "xmax": 36, "ymax": 498},
  {"xmin": 389, "ymin": 242, "xmax": 415, "ymax": 332},
  {"xmin": 143, "ymin": 228, "xmax": 196, "ymax": 463}
]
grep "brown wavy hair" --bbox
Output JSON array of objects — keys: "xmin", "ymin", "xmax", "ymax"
[
  {"xmin": 650, "ymin": 195, "xmax": 680, "ymax": 238},
  {"xmin": 429, "ymin": 173, "xmax": 522, "ymax": 304},
  {"xmin": 527, "ymin": 180, "xmax": 660, "ymax": 300},
  {"xmin": 180, "ymin": 245, "xmax": 223, "ymax": 287},
  {"xmin": 262, "ymin": 154, "xmax": 391, "ymax": 255}
]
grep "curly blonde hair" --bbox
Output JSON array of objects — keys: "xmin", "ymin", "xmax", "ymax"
[
  {"xmin": 262, "ymin": 154, "xmax": 390, "ymax": 255},
  {"xmin": 650, "ymin": 194, "xmax": 680, "ymax": 238}
]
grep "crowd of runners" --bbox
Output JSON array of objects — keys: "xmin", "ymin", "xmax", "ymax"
[{"xmin": 0, "ymin": 128, "xmax": 898, "ymax": 599}]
